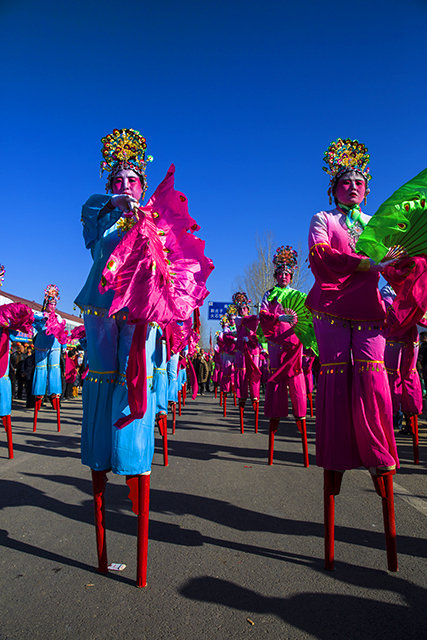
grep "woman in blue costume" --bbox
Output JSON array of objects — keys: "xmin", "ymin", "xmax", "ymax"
[
  {"xmin": 32, "ymin": 284, "xmax": 64, "ymax": 431},
  {"xmin": 0, "ymin": 265, "xmax": 34, "ymax": 458},
  {"xmin": 75, "ymin": 129, "xmax": 167, "ymax": 587}
]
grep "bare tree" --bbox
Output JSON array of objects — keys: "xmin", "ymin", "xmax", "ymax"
[{"xmin": 235, "ymin": 233, "xmax": 311, "ymax": 308}]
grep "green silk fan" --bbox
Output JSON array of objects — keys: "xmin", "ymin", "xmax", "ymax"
[
  {"xmin": 356, "ymin": 168, "xmax": 427, "ymax": 262},
  {"xmin": 267, "ymin": 287, "xmax": 318, "ymax": 356}
]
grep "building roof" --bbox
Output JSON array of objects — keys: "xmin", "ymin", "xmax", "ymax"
[{"xmin": 0, "ymin": 289, "xmax": 83, "ymax": 326}]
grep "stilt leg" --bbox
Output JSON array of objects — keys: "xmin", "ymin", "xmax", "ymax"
[
  {"xmin": 223, "ymin": 393, "xmax": 227, "ymax": 417},
  {"xmin": 372, "ymin": 472, "xmax": 398, "ymax": 572},
  {"xmin": 2, "ymin": 415, "xmax": 13, "ymax": 459},
  {"xmin": 33, "ymin": 396, "xmax": 43, "ymax": 432},
  {"xmin": 411, "ymin": 415, "xmax": 419, "ymax": 465},
  {"xmin": 178, "ymin": 390, "xmax": 182, "ymax": 416},
  {"xmin": 324, "ymin": 470, "xmax": 343, "ymax": 571},
  {"xmin": 268, "ymin": 418, "xmax": 280, "ymax": 465},
  {"xmin": 214, "ymin": 385, "xmax": 218, "ymax": 399},
  {"xmin": 52, "ymin": 395, "xmax": 61, "ymax": 432},
  {"xmin": 296, "ymin": 418, "xmax": 309, "ymax": 468},
  {"xmin": 239, "ymin": 402, "xmax": 245, "ymax": 434},
  {"xmin": 158, "ymin": 414, "xmax": 168, "ymax": 466},
  {"xmin": 233, "ymin": 391, "xmax": 237, "ymax": 406},
  {"xmin": 253, "ymin": 400, "xmax": 259, "ymax": 434},
  {"xmin": 91, "ymin": 470, "xmax": 108, "ymax": 574},
  {"xmin": 182, "ymin": 386, "xmax": 186, "ymax": 406},
  {"xmin": 172, "ymin": 403, "xmax": 176, "ymax": 434},
  {"xmin": 136, "ymin": 474, "xmax": 150, "ymax": 588},
  {"xmin": 220, "ymin": 391, "xmax": 223, "ymax": 406},
  {"xmin": 308, "ymin": 392, "xmax": 314, "ymax": 418}
]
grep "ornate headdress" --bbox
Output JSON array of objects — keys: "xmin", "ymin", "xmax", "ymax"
[
  {"xmin": 232, "ymin": 291, "xmax": 251, "ymax": 313},
  {"xmin": 42, "ymin": 284, "xmax": 60, "ymax": 311},
  {"xmin": 100, "ymin": 128, "xmax": 153, "ymax": 192},
  {"xmin": 44, "ymin": 284, "xmax": 60, "ymax": 301},
  {"xmin": 0, "ymin": 265, "xmax": 5, "ymax": 287},
  {"xmin": 323, "ymin": 138, "xmax": 371, "ymax": 204},
  {"xmin": 220, "ymin": 304, "xmax": 237, "ymax": 329},
  {"xmin": 273, "ymin": 245, "xmax": 298, "ymax": 276}
]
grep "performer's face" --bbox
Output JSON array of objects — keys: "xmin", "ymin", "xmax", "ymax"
[
  {"xmin": 335, "ymin": 170, "xmax": 366, "ymax": 206},
  {"xmin": 275, "ymin": 270, "xmax": 291, "ymax": 287},
  {"xmin": 241, "ymin": 305, "xmax": 250, "ymax": 317},
  {"xmin": 111, "ymin": 169, "xmax": 143, "ymax": 201}
]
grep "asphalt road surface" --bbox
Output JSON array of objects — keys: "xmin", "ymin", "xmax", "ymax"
[{"xmin": 1, "ymin": 392, "xmax": 426, "ymax": 640}]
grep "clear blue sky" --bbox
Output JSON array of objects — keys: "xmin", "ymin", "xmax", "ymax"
[{"xmin": 2, "ymin": 0, "xmax": 427, "ymax": 330}]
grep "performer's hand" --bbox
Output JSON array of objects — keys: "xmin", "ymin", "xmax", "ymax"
[
  {"xmin": 110, "ymin": 194, "xmax": 139, "ymax": 215},
  {"xmin": 369, "ymin": 258, "xmax": 397, "ymax": 272},
  {"xmin": 243, "ymin": 336, "xmax": 249, "ymax": 342},
  {"xmin": 278, "ymin": 312, "xmax": 297, "ymax": 325}
]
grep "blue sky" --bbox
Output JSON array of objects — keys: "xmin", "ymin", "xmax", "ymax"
[{"xmin": 2, "ymin": 0, "xmax": 427, "ymax": 331}]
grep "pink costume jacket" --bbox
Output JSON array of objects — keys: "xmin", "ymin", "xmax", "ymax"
[
  {"xmin": 306, "ymin": 208, "xmax": 386, "ymax": 320},
  {"xmin": 234, "ymin": 314, "xmax": 261, "ymax": 401},
  {"xmin": 260, "ymin": 291, "xmax": 306, "ymax": 418},
  {"xmin": 307, "ymin": 207, "xmax": 398, "ymax": 470}
]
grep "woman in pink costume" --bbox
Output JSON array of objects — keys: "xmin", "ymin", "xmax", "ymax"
[
  {"xmin": 381, "ymin": 284, "xmax": 423, "ymax": 462},
  {"xmin": 231, "ymin": 292, "xmax": 261, "ymax": 433},
  {"xmin": 217, "ymin": 310, "xmax": 237, "ymax": 416},
  {"xmin": 260, "ymin": 246, "xmax": 308, "ymax": 467},
  {"xmin": 307, "ymin": 138, "xmax": 399, "ymax": 571}
]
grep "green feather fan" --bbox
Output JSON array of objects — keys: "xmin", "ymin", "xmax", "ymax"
[{"xmin": 356, "ymin": 168, "xmax": 427, "ymax": 262}]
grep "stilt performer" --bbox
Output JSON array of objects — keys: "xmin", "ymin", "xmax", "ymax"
[
  {"xmin": 217, "ymin": 310, "xmax": 237, "ymax": 417},
  {"xmin": 260, "ymin": 246, "xmax": 309, "ymax": 467},
  {"xmin": 32, "ymin": 284, "xmax": 69, "ymax": 432},
  {"xmin": 75, "ymin": 128, "xmax": 213, "ymax": 587},
  {"xmin": 307, "ymin": 138, "xmax": 399, "ymax": 571},
  {"xmin": 0, "ymin": 266, "xmax": 34, "ymax": 458},
  {"xmin": 231, "ymin": 292, "xmax": 261, "ymax": 433}
]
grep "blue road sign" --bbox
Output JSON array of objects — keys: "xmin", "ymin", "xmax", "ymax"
[{"xmin": 208, "ymin": 301, "xmax": 232, "ymax": 320}]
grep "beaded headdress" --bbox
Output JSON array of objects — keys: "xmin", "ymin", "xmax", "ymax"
[
  {"xmin": 220, "ymin": 304, "xmax": 237, "ymax": 328},
  {"xmin": 42, "ymin": 284, "xmax": 59, "ymax": 312},
  {"xmin": 100, "ymin": 128, "xmax": 153, "ymax": 192},
  {"xmin": 232, "ymin": 291, "xmax": 251, "ymax": 312},
  {"xmin": 272, "ymin": 245, "xmax": 298, "ymax": 276},
  {"xmin": 323, "ymin": 138, "xmax": 371, "ymax": 203},
  {"xmin": 44, "ymin": 284, "xmax": 60, "ymax": 301},
  {"xmin": 0, "ymin": 265, "xmax": 5, "ymax": 287}
]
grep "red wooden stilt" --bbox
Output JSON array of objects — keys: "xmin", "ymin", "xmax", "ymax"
[
  {"xmin": 411, "ymin": 415, "xmax": 419, "ymax": 465},
  {"xmin": 233, "ymin": 391, "xmax": 237, "ymax": 406},
  {"xmin": 372, "ymin": 472, "xmax": 398, "ymax": 572},
  {"xmin": 223, "ymin": 393, "xmax": 227, "ymax": 417},
  {"xmin": 158, "ymin": 414, "xmax": 168, "ymax": 466},
  {"xmin": 296, "ymin": 418, "xmax": 309, "ymax": 467},
  {"xmin": 214, "ymin": 385, "xmax": 218, "ymax": 399},
  {"xmin": 239, "ymin": 402, "xmax": 244, "ymax": 434},
  {"xmin": 136, "ymin": 474, "xmax": 150, "ymax": 588},
  {"xmin": 91, "ymin": 470, "xmax": 108, "ymax": 574},
  {"xmin": 2, "ymin": 415, "xmax": 13, "ymax": 459},
  {"xmin": 33, "ymin": 396, "xmax": 43, "ymax": 432},
  {"xmin": 324, "ymin": 469, "xmax": 343, "ymax": 570},
  {"xmin": 308, "ymin": 392, "xmax": 314, "ymax": 418},
  {"xmin": 182, "ymin": 385, "xmax": 186, "ymax": 406},
  {"xmin": 253, "ymin": 400, "xmax": 259, "ymax": 433},
  {"xmin": 53, "ymin": 395, "xmax": 61, "ymax": 432},
  {"xmin": 172, "ymin": 402, "xmax": 176, "ymax": 434},
  {"xmin": 268, "ymin": 418, "xmax": 280, "ymax": 465},
  {"xmin": 219, "ymin": 391, "xmax": 223, "ymax": 406},
  {"xmin": 178, "ymin": 390, "xmax": 182, "ymax": 416}
]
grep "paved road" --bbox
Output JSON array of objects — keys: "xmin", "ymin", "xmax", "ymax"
[{"xmin": 1, "ymin": 393, "xmax": 426, "ymax": 639}]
